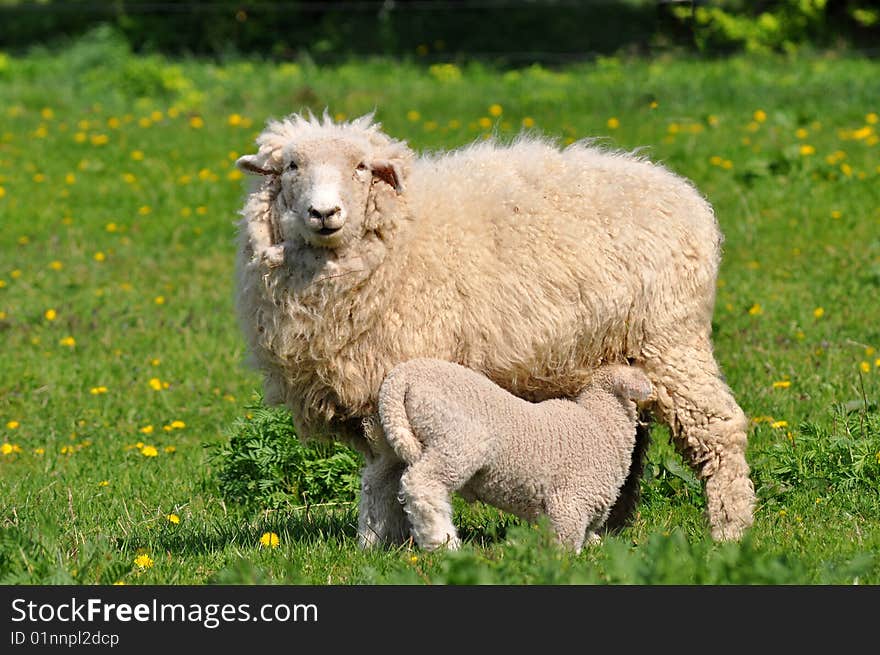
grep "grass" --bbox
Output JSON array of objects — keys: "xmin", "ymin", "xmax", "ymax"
[{"xmin": 1, "ymin": 27, "xmax": 880, "ymax": 584}]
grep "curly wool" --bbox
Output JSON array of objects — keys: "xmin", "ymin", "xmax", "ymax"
[
  {"xmin": 235, "ymin": 113, "xmax": 754, "ymax": 541},
  {"xmin": 378, "ymin": 359, "xmax": 652, "ymax": 552}
]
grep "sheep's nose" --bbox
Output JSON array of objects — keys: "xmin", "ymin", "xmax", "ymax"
[{"xmin": 308, "ymin": 205, "xmax": 341, "ymax": 221}]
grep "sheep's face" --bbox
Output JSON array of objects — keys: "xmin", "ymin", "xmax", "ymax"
[{"xmin": 237, "ymin": 116, "xmax": 407, "ymax": 251}]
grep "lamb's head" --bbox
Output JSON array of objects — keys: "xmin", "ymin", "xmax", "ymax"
[
  {"xmin": 576, "ymin": 364, "xmax": 653, "ymax": 406},
  {"xmin": 236, "ymin": 112, "xmax": 412, "ymax": 250}
]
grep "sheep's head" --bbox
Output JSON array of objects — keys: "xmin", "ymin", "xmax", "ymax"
[{"xmin": 237, "ymin": 112, "xmax": 412, "ymax": 250}]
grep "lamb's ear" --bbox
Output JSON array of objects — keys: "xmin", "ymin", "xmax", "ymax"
[
  {"xmin": 236, "ymin": 154, "xmax": 276, "ymax": 176},
  {"xmin": 370, "ymin": 159, "xmax": 405, "ymax": 193},
  {"xmin": 612, "ymin": 367, "xmax": 653, "ymax": 402}
]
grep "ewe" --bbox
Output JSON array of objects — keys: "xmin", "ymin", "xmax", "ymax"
[
  {"xmin": 235, "ymin": 112, "xmax": 754, "ymax": 543},
  {"xmin": 376, "ymin": 359, "xmax": 653, "ymax": 553}
]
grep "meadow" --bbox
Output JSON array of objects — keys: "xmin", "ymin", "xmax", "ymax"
[{"xmin": 1, "ymin": 28, "xmax": 879, "ymax": 584}]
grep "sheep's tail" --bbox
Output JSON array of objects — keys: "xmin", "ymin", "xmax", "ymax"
[{"xmin": 377, "ymin": 370, "xmax": 423, "ymax": 465}]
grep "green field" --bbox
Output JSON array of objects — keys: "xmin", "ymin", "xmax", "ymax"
[{"xmin": 2, "ymin": 29, "xmax": 879, "ymax": 584}]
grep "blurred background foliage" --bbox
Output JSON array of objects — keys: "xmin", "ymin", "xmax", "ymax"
[{"xmin": 0, "ymin": 0, "xmax": 878, "ymax": 63}]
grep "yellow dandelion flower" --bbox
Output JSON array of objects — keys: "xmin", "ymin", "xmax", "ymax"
[
  {"xmin": 41, "ymin": 107, "xmax": 54, "ymax": 120},
  {"xmin": 148, "ymin": 378, "xmax": 163, "ymax": 391},
  {"xmin": 44, "ymin": 308, "xmax": 57, "ymax": 321},
  {"xmin": 167, "ymin": 514, "xmax": 180, "ymax": 524},
  {"xmin": 721, "ymin": 160, "xmax": 733, "ymax": 170},
  {"xmin": 130, "ymin": 150, "xmax": 145, "ymax": 162},
  {"xmin": 813, "ymin": 307, "xmax": 825, "ymax": 318},
  {"xmin": 259, "ymin": 532, "xmax": 280, "ymax": 548},
  {"xmin": 154, "ymin": 296, "xmax": 165, "ymax": 305},
  {"xmin": 841, "ymin": 163, "xmax": 853, "ymax": 177},
  {"xmin": 867, "ymin": 346, "xmax": 876, "ymax": 357},
  {"xmin": 34, "ymin": 447, "xmax": 45, "ymax": 455},
  {"xmin": 98, "ymin": 480, "xmax": 109, "ymax": 487},
  {"xmin": 6, "ymin": 420, "xmax": 19, "ymax": 429},
  {"xmin": 170, "ymin": 420, "xmax": 186, "ymax": 429},
  {"xmin": 488, "ymin": 104, "xmax": 503, "ymax": 117},
  {"xmin": 478, "ymin": 117, "xmax": 492, "ymax": 129},
  {"xmin": 122, "ymin": 173, "xmax": 136, "ymax": 184},
  {"xmin": 138, "ymin": 205, "xmax": 151, "ymax": 215},
  {"xmin": 771, "ymin": 420, "xmax": 788, "ymax": 429},
  {"xmin": 606, "ymin": 117, "xmax": 620, "ymax": 129},
  {"xmin": 65, "ymin": 173, "xmax": 76, "ymax": 185},
  {"xmin": 1, "ymin": 443, "xmax": 14, "ymax": 455},
  {"xmin": 90, "ymin": 134, "xmax": 109, "ymax": 146},
  {"xmin": 133, "ymin": 554, "xmax": 154, "ymax": 568},
  {"xmin": 0, "ymin": 187, "xmax": 5, "ymax": 199},
  {"xmin": 772, "ymin": 380, "xmax": 791, "ymax": 389},
  {"xmin": 189, "ymin": 116, "xmax": 204, "ymax": 129},
  {"xmin": 164, "ymin": 445, "xmax": 177, "ymax": 454},
  {"xmin": 139, "ymin": 425, "xmax": 154, "ymax": 434},
  {"xmin": 866, "ymin": 113, "xmax": 878, "ymax": 125},
  {"xmin": 448, "ymin": 119, "xmax": 461, "ymax": 129},
  {"xmin": 522, "ymin": 117, "xmax": 536, "ymax": 128},
  {"xmin": 753, "ymin": 109, "xmax": 767, "ymax": 123},
  {"xmin": 650, "ymin": 100, "xmax": 659, "ymax": 109},
  {"xmin": 89, "ymin": 386, "xmax": 108, "ymax": 395},
  {"xmin": 227, "ymin": 113, "xmax": 242, "ymax": 126},
  {"xmin": 406, "ymin": 110, "xmax": 421, "ymax": 123},
  {"xmin": 795, "ymin": 128, "xmax": 809, "ymax": 139},
  {"xmin": 141, "ymin": 445, "xmax": 158, "ymax": 457},
  {"xmin": 227, "ymin": 169, "xmax": 243, "ymax": 181},
  {"xmin": 93, "ymin": 251, "xmax": 106, "ymax": 262},
  {"xmin": 163, "ymin": 424, "xmax": 173, "ymax": 432},
  {"xmin": 799, "ymin": 144, "xmax": 815, "ymax": 156},
  {"xmin": 409, "ymin": 555, "xmax": 419, "ymax": 564},
  {"xmin": 33, "ymin": 173, "xmax": 45, "ymax": 183},
  {"xmin": 710, "ymin": 155, "xmax": 723, "ymax": 166},
  {"xmin": 860, "ymin": 361, "xmax": 871, "ymax": 374},
  {"xmin": 748, "ymin": 303, "xmax": 763, "ymax": 316},
  {"xmin": 196, "ymin": 206, "xmax": 207, "ymax": 216}
]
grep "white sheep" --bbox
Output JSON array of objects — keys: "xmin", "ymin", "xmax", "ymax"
[
  {"xmin": 376, "ymin": 358, "xmax": 653, "ymax": 553},
  {"xmin": 234, "ymin": 111, "xmax": 754, "ymax": 543}
]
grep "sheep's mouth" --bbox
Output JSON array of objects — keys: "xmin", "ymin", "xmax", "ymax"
[{"xmin": 316, "ymin": 226, "xmax": 342, "ymax": 236}]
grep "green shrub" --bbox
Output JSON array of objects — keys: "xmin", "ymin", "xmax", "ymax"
[{"xmin": 206, "ymin": 398, "xmax": 363, "ymax": 510}]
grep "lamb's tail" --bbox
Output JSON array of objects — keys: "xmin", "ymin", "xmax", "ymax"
[{"xmin": 377, "ymin": 369, "xmax": 423, "ymax": 465}]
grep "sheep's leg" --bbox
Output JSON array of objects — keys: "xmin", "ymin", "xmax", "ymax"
[
  {"xmin": 642, "ymin": 338, "xmax": 755, "ymax": 541},
  {"xmin": 357, "ymin": 453, "xmax": 409, "ymax": 548}
]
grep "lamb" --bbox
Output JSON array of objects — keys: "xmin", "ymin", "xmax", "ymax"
[
  {"xmin": 375, "ymin": 358, "xmax": 653, "ymax": 553},
  {"xmin": 234, "ymin": 111, "xmax": 755, "ymax": 543}
]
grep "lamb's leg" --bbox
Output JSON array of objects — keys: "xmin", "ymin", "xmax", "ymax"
[
  {"xmin": 642, "ymin": 338, "xmax": 755, "ymax": 541},
  {"xmin": 357, "ymin": 453, "xmax": 409, "ymax": 548},
  {"xmin": 546, "ymin": 490, "xmax": 603, "ymax": 554}
]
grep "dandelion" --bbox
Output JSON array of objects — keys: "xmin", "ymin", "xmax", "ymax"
[
  {"xmin": 867, "ymin": 113, "xmax": 878, "ymax": 125},
  {"xmin": 90, "ymin": 134, "xmax": 109, "ymax": 146},
  {"xmin": 133, "ymin": 554, "xmax": 154, "ymax": 569},
  {"xmin": 122, "ymin": 173, "xmax": 136, "ymax": 184},
  {"xmin": 799, "ymin": 144, "xmax": 815, "ymax": 156},
  {"xmin": 164, "ymin": 445, "xmax": 176, "ymax": 454},
  {"xmin": 107, "ymin": 117, "xmax": 121, "ymax": 129},
  {"xmin": 34, "ymin": 447, "xmax": 45, "ymax": 455},
  {"xmin": 606, "ymin": 117, "xmax": 620, "ymax": 129},
  {"xmin": 772, "ymin": 380, "xmax": 791, "ymax": 389},
  {"xmin": 150, "ymin": 358, "xmax": 160, "ymax": 366},
  {"xmin": 170, "ymin": 420, "xmax": 186, "ymax": 429},
  {"xmin": 228, "ymin": 113, "xmax": 243, "ymax": 126},
  {"xmin": 148, "ymin": 378, "xmax": 164, "ymax": 391},
  {"xmin": 131, "ymin": 150, "xmax": 144, "ymax": 161},
  {"xmin": 795, "ymin": 127, "xmax": 809, "ymax": 139},
  {"xmin": 813, "ymin": 307, "xmax": 825, "ymax": 318},
  {"xmin": 141, "ymin": 445, "xmax": 158, "ymax": 457},
  {"xmin": 860, "ymin": 361, "xmax": 871, "ymax": 374},
  {"xmin": 650, "ymin": 100, "xmax": 659, "ymax": 110},
  {"xmin": 154, "ymin": 296, "xmax": 165, "ymax": 305},
  {"xmin": 748, "ymin": 303, "xmax": 763, "ymax": 316},
  {"xmin": 710, "ymin": 155, "xmax": 723, "ymax": 166},
  {"xmin": 167, "ymin": 514, "xmax": 180, "ymax": 524},
  {"xmin": 138, "ymin": 205, "xmax": 151, "ymax": 215},
  {"xmin": 49, "ymin": 260, "xmax": 63, "ymax": 271},
  {"xmin": 259, "ymin": 532, "xmax": 280, "ymax": 548},
  {"xmin": 7, "ymin": 420, "xmax": 19, "ymax": 429},
  {"xmin": 478, "ymin": 117, "xmax": 492, "ymax": 129},
  {"xmin": 44, "ymin": 308, "xmax": 57, "ymax": 321},
  {"xmin": 93, "ymin": 251, "xmax": 106, "ymax": 262},
  {"xmin": 140, "ymin": 425, "xmax": 154, "ymax": 435},
  {"xmin": 1, "ymin": 443, "xmax": 14, "ymax": 455},
  {"xmin": 189, "ymin": 116, "xmax": 204, "ymax": 129},
  {"xmin": 89, "ymin": 386, "xmax": 108, "ymax": 395},
  {"xmin": 409, "ymin": 555, "xmax": 419, "ymax": 564},
  {"xmin": 753, "ymin": 109, "xmax": 767, "ymax": 123},
  {"xmin": 771, "ymin": 420, "xmax": 788, "ymax": 429},
  {"xmin": 98, "ymin": 480, "xmax": 109, "ymax": 487},
  {"xmin": 406, "ymin": 110, "xmax": 421, "ymax": 122},
  {"xmin": 488, "ymin": 104, "xmax": 503, "ymax": 117}
]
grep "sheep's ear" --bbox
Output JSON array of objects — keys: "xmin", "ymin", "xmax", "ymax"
[
  {"xmin": 612, "ymin": 368, "xmax": 653, "ymax": 402},
  {"xmin": 370, "ymin": 159, "xmax": 405, "ymax": 193},
  {"xmin": 236, "ymin": 154, "xmax": 276, "ymax": 176}
]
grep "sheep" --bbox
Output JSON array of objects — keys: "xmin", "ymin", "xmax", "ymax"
[
  {"xmin": 234, "ymin": 111, "xmax": 755, "ymax": 544},
  {"xmin": 376, "ymin": 358, "xmax": 653, "ymax": 553}
]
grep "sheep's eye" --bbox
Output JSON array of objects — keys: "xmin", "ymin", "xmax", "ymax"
[
  {"xmin": 356, "ymin": 162, "xmax": 368, "ymax": 172},
  {"xmin": 287, "ymin": 161, "xmax": 299, "ymax": 172}
]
